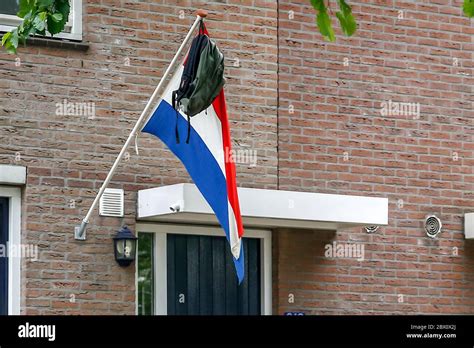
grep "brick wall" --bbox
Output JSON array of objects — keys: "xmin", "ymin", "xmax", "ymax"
[
  {"xmin": 275, "ymin": 0, "xmax": 473, "ymax": 314},
  {"xmin": 0, "ymin": 0, "xmax": 278, "ymax": 314},
  {"xmin": 0, "ymin": 0, "xmax": 472, "ymax": 315}
]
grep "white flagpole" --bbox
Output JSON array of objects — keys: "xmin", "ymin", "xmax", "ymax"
[{"xmin": 75, "ymin": 10, "xmax": 209, "ymax": 240}]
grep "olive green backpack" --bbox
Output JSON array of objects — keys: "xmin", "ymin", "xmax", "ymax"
[{"xmin": 172, "ymin": 21, "xmax": 225, "ymax": 143}]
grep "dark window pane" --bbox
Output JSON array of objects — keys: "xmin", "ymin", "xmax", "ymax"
[
  {"xmin": 0, "ymin": 198, "xmax": 9, "ymax": 315},
  {"xmin": 167, "ymin": 233, "xmax": 261, "ymax": 315},
  {"xmin": 137, "ymin": 232, "xmax": 154, "ymax": 315},
  {"xmin": 0, "ymin": 0, "xmax": 19, "ymax": 16}
]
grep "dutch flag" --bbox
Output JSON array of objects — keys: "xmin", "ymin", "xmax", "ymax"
[{"xmin": 142, "ymin": 60, "xmax": 245, "ymax": 283}]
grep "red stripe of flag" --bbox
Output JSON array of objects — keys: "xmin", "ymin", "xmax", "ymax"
[{"xmin": 212, "ymin": 91, "xmax": 244, "ymax": 239}]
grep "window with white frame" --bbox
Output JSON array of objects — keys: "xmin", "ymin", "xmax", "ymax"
[
  {"xmin": 0, "ymin": 0, "xmax": 82, "ymax": 41},
  {"xmin": 0, "ymin": 186, "xmax": 21, "ymax": 315}
]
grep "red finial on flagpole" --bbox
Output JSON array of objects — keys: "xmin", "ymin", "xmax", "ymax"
[{"xmin": 196, "ymin": 9, "xmax": 208, "ymax": 18}]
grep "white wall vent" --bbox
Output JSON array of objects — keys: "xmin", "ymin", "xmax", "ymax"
[
  {"xmin": 425, "ymin": 215, "xmax": 442, "ymax": 239},
  {"xmin": 99, "ymin": 188, "xmax": 124, "ymax": 217}
]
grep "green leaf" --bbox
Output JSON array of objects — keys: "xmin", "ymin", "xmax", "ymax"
[
  {"xmin": 310, "ymin": 0, "xmax": 325, "ymax": 11},
  {"xmin": 6, "ymin": 44, "xmax": 17, "ymax": 54},
  {"xmin": 55, "ymin": 0, "xmax": 71, "ymax": 21},
  {"xmin": 310, "ymin": 0, "xmax": 319, "ymax": 9},
  {"xmin": 46, "ymin": 0, "xmax": 70, "ymax": 35},
  {"xmin": 10, "ymin": 30, "xmax": 19, "ymax": 48},
  {"xmin": 1, "ymin": 32, "xmax": 11, "ymax": 46},
  {"xmin": 3, "ymin": 29, "xmax": 19, "ymax": 53},
  {"xmin": 32, "ymin": 14, "xmax": 46, "ymax": 31},
  {"xmin": 51, "ymin": 13, "xmax": 63, "ymax": 22},
  {"xmin": 317, "ymin": 8, "xmax": 335, "ymax": 41},
  {"xmin": 17, "ymin": 0, "xmax": 35, "ymax": 18},
  {"xmin": 18, "ymin": 18, "xmax": 34, "ymax": 37},
  {"xmin": 22, "ymin": 10, "xmax": 33, "ymax": 22},
  {"xmin": 464, "ymin": 0, "xmax": 474, "ymax": 17},
  {"xmin": 36, "ymin": 0, "xmax": 54, "ymax": 10},
  {"xmin": 26, "ymin": 23, "xmax": 37, "ymax": 36},
  {"xmin": 336, "ymin": 0, "xmax": 356, "ymax": 36},
  {"xmin": 310, "ymin": 0, "xmax": 336, "ymax": 42},
  {"xmin": 39, "ymin": 11, "xmax": 48, "ymax": 21}
]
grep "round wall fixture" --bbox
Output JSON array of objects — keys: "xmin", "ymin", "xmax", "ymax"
[
  {"xmin": 425, "ymin": 215, "xmax": 442, "ymax": 238},
  {"xmin": 365, "ymin": 225, "xmax": 379, "ymax": 234}
]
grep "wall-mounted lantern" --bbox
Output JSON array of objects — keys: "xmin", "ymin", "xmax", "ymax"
[{"xmin": 113, "ymin": 226, "xmax": 138, "ymax": 267}]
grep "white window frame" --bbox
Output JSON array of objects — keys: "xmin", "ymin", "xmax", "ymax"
[
  {"xmin": 0, "ymin": 0, "xmax": 82, "ymax": 41},
  {"xmin": 135, "ymin": 223, "xmax": 272, "ymax": 315},
  {"xmin": 0, "ymin": 186, "xmax": 21, "ymax": 315}
]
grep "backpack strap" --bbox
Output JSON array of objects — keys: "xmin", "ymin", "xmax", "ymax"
[
  {"xmin": 172, "ymin": 19, "xmax": 209, "ymax": 145},
  {"xmin": 172, "ymin": 90, "xmax": 180, "ymax": 143},
  {"xmin": 185, "ymin": 115, "xmax": 191, "ymax": 144},
  {"xmin": 184, "ymin": 20, "xmax": 206, "ymax": 145},
  {"xmin": 199, "ymin": 19, "xmax": 205, "ymax": 35}
]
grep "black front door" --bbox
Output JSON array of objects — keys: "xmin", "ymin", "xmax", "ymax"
[
  {"xmin": 167, "ymin": 234, "xmax": 261, "ymax": 315},
  {"xmin": 0, "ymin": 198, "xmax": 9, "ymax": 315}
]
